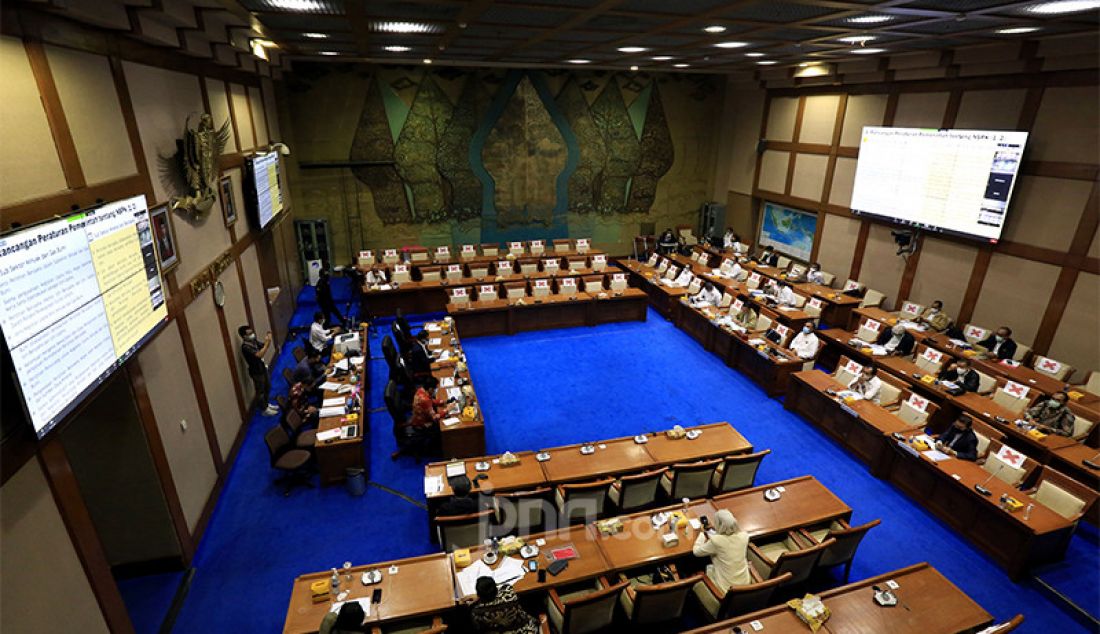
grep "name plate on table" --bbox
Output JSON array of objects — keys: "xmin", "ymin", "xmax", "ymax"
[
  {"xmin": 436, "ymin": 246, "xmax": 450, "ymax": 256},
  {"xmin": 447, "ymin": 264, "xmax": 462, "ymax": 274},
  {"xmin": 451, "ymin": 287, "xmax": 468, "ymax": 298},
  {"xmin": 462, "ymin": 244, "xmax": 476, "ymax": 253},
  {"xmin": 534, "ymin": 279, "xmax": 549, "ymax": 289},
  {"xmin": 384, "ymin": 249, "xmax": 398, "ymax": 257}
]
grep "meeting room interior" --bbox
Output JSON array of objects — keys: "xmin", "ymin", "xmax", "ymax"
[{"xmin": 2, "ymin": 1, "xmax": 1099, "ymax": 633}]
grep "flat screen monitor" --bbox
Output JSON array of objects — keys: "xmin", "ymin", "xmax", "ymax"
[
  {"xmin": 758, "ymin": 201, "xmax": 817, "ymax": 262},
  {"xmin": 244, "ymin": 151, "xmax": 284, "ymax": 230},
  {"xmin": 0, "ymin": 195, "xmax": 168, "ymax": 438},
  {"xmin": 850, "ymin": 127, "xmax": 1029, "ymax": 243}
]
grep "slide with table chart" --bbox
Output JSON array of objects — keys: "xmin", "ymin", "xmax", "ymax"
[{"xmin": 0, "ymin": 195, "xmax": 167, "ymax": 436}]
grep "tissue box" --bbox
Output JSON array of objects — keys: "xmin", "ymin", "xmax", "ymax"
[
  {"xmin": 597, "ymin": 519, "xmax": 623, "ymax": 535},
  {"xmin": 1026, "ymin": 428, "xmax": 1047, "ymax": 440},
  {"xmin": 453, "ymin": 549, "xmax": 472, "ymax": 568},
  {"xmin": 310, "ymin": 580, "xmax": 331, "ymax": 603},
  {"xmin": 1002, "ymin": 496, "xmax": 1025, "ymax": 512},
  {"xmin": 661, "ymin": 532, "xmax": 680, "ymax": 547},
  {"xmin": 787, "ymin": 594, "xmax": 830, "ymax": 632}
]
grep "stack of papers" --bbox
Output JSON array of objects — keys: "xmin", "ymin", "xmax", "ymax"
[
  {"xmin": 379, "ymin": 284, "xmax": 392, "ymax": 291},
  {"xmin": 922, "ymin": 449, "xmax": 951, "ymax": 462},
  {"xmin": 322, "ymin": 397, "xmax": 345, "ymax": 407},
  {"xmin": 320, "ymin": 381, "xmax": 342, "ymax": 391},
  {"xmin": 337, "ymin": 384, "xmax": 354, "ymax": 394},
  {"xmin": 333, "ymin": 359, "xmax": 349, "ymax": 372},
  {"xmin": 430, "ymin": 338, "xmax": 443, "ymax": 346},
  {"xmin": 426, "ymin": 323, "xmax": 442, "ymax": 332},
  {"xmin": 319, "ymin": 406, "xmax": 346, "ymax": 418},
  {"xmin": 442, "ymin": 417, "xmax": 462, "ymax": 427},
  {"xmin": 439, "ymin": 350, "xmax": 452, "ymax": 361},
  {"xmin": 869, "ymin": 345, "xmax": 888, "ymax": 356},
  {"xmin": 316, "ymin": 428, "xmax": 343, "ymax": 442},
  {"xmin": 329, "ymin": 597, "xmax": 371, "ymax": 617},
  {"xmin": 455, "ymin": 557, "xmax": 526, "ymax": 597},
  {"xmin": 446, "ymin": 387, "xmax": 462, "ymax": 400},
  {"xmin": 424, "ymin": 475, "xmax": 444, "ymax": 495}
]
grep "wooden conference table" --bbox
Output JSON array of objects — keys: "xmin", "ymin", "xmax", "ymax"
[
  {"xmin": 445, "ymin": 288, "xmax": 647, "ymax": 337},
  {"xmin": 682, "ymin": 562, "xmax": 993, "ymax": 634},
  {"xmin": 422, "ymin": 320, "xmax": 487, "ymax": 458},
  {"xmin": 284, "ymin": 475, "xmax": 849, "ymax": 633},
  {"xmin": 313, "ymin": 328, "xmax": 368, "ymax": 485}
]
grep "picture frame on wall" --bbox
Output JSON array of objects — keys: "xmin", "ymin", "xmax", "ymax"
[
  {"xmin": 220, "ymin": 176, "xmax": 237, "ymax": 226},
  {"xmin": 150, "ymin": 204, "xmax": 179, "ymax": 273}
]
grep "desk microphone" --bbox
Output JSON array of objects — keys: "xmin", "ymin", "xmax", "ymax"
[
  {"xmin": 1082, "ymin": 453, "xmax": 1100, "ymax": 471},
  {"xmin": 974, "ymin": 464, "xmax": 1003, "ymax": 496}
]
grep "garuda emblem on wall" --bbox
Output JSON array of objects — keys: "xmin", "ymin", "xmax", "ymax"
[{"xmin": 169, "ymin": 113, "xmax": 231, "ymax": 219}]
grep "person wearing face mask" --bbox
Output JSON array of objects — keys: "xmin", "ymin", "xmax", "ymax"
[
  {"xmin": 848, "ymin": 366, "xmax": 882, "ymax": 403},
  {"xmin": 775, "ymin": 282, "xmax": 798, "ymax": 308},
  {"xmin": 238, "ymin": 325, "xmax": 278, "ymax": 416},
  {"xmin": 934, "ymin": 414, "xmax": 979, "ymax": 461},
  {"xmin": 789, "ymin": 324, "xmax": 821, "ymax": 360},
  {"xmin": 1026, "ymin": 391, "xmax": 1076, "ymax": 437},
  {"xmin": 755, "ymin": 245, "xmax": 779, "ymax": 267},
  {"xmin": 657, "ymin": 228, "xmax": 678, "ymax": 255},
  {"xmin": 309, "ymin": 310, "xmax": 343, "ymax": 355},
  {"xmin": 916, "ymin": 300, "xmax": 950, "ymax": 332},
  {"xmin": 365, "ymin": 264, "xmax": 389, "ymax": 288},
  {"xmin": 691, "ymin": 281, "xmax": 723, "ymax": 308},
  {"xmin": 937, "ymin": 357, "xmax": 980, "ymax": 393},
  {"xmin": 671, "ymin": 265, "xmax": 694, "ymax": 288},
  {"xmin": 876, "ymin": 323, "xmax": 915, "ymax": 356},
  {"xmin": 977, "ymin": 326, "xmax": 1017, "ymax": 361},
  {"xmin": 805, "ymin": 262, "xmax": 826, "ymax": 285},
  {"xmin": 715, "ymin": 257, "xmax": 744, "ymax": 281}
]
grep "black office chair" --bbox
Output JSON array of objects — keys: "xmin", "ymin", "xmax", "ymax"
[
  {"xmin": 263, "ymin": 426, "xmax": 313, "ymax": 496},
  {"xmin": 384, "ymin": 379, "xmax": 409, "ymax": 431},
  {"xmin": 392, "ymin": 321, "xmax": 412, "ymax": 359},
  {"xmin": 382, "ymin": 335, "xmax": 402, "ymax": 382}
]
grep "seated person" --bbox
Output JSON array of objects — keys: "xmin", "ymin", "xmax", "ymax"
[
  {"xmin": 392, "ymin": 376, "xmax": 446, "ymax": 459},
  {"xmin": 657, "ymin": 228, "xmax": 678, "ymax": 255},
  {"xmin": 937, "ymin": 358, "xmax": 979, "ymax": 393},
  {"xmin": 935, "ymin": 415, "xmax": 979, "ymax": 461},
  {"xmin": 292, "ymin": 348, "xmax": 326, "ymax": 393},
  {"xmin": 789, "ymin": 325, "xmax": 821, "ymax": 360},
  {"xmin": 692, "ymin": 510, "xmax": 751, "ymax": 589},
  {"xmin": 365, "ymin": 264, "xmax": 389, "ymax": 288},
  {"xmin": 755, "ymin": 245, "xmax": 779, "ymax": 267},
  {"xmin": 916, "ymin": 299, "xmax": 950, "ymax": 332},
  {"xmin": 775, "ymin": 282, "xmax": 798, "ymax": 308},
  {"xmin": 288, "ymin": 381, "xmax": 319, "ymax": 427},
  {"xmin": 436, "ymin": 475, "xmax": 480, "ymax": 517},
  {"xmin": 714, "ymin": 258, "xmax": 744, "ymax": 280},
  {"xmin": 848, "ymin": 365, "xmax": 882, "ymax": 403},
  {"xmin": 1026, "ymin": 391, "xmax": 1076, "ymax": 437},
  {"xmin": 408, "ymin": 330, "xmax": 435, "ymax": 380},
  {"xmin": 671, "ymin": 266, "xmax": 694, "ymax": 288},
  {"xmin": 876, "ymin": 324, "xmax": 915, "ymax": 356},
  {"xmin": 977, "ymin": 326, "xmax": 1017, "ymax": 361},
  {"xmin": 309, "ymin": 311, "xmax": 342, "ymax": 355},
  {"xmin": 805, "ymin": 262, "xmax": 826, "ymax": 285},
  {"xmin": 320, "ymin": 601, "xmax": 366, "ymax": 634},
  {"xmin": 690, "ymin": 281, "xmax": 722, "ymax": 307},
  {"xmin": 469, "ymin": 576, "xmax": 538, "ymax": 634},
  {"xmin": 732, "ymin": 304, "xmax": 758, "ymax": 330},
  {"xmin": 722, "ymin": 228, "xmax": 738, "ymax": 250}
]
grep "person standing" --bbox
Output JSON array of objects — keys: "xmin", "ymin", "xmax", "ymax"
[
  {"xmin": 238, "ymin": 325, "xmax": 278, "ymax": 416},
  {"xmin": 315, "ymin": 267, "xmax": 344, "ymax": 326}
]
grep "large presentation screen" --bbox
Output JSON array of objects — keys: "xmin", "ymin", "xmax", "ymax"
[
  {"xmin": 850, "ymin": 127, "xmax": 1028, "ymax": 243},
  {"xmin": 248, "ymin": 151, "xmax": 284, "ymax": 230},
  {"xmin": 0, "ymin": 195, "xmax": 167, "ymax": 437},
  {"xmin": 758, "ymin": 201, "xmax": 818, "ymax": 262}
]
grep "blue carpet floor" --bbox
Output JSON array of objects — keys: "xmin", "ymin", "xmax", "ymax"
[{"xmin": 118, "ymin": 280, "xmax": 1097, "ymax": 633}]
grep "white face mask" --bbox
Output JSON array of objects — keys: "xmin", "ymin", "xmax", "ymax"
[
  {"xmin": 246, "ymin": 333, "xmax": 257, "ymax": 341},
  {"xmin": 802, "ymin": 327, "xmax": 811, "ymax": 335},
  {"xmin": 995, "ymin": 335, "xmax": 1005, "ymax": 342}
]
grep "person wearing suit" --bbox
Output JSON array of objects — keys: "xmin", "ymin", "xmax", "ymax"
[
  {"xmin": 937, "ymin": 358, "xmax": 980, "ymax": 393},
  {"xmin": 756, "ymin": 246, "xmax": 779, "ymax": 267},
  {"xmin": 1026, "ymin": 391, "xmax": 1077, "ymax": 437},
  {"xmin": 935, "ymin": 415, "xmax": 979, "ymax": 461},
  {"xmin": 657, "ymin": 228, "xmax": 678, "ymax": 255},
  {"xmin": 876, "ymin": 324, "xmax": 915, "ymax": 356},
  {"xmin": 848, "ymin": 365, "xmax": 883, "ymax": 403},
  {"xmin": 977, "ymin": 326, "xmax": 1017, "ymax": 361},
  {"xmin": 917, "ymin": 300, "xmax": 951, "ymax": 332},
  {"xmin": 408, "ymin": 330, "xmax": 435, "ymax": 381},
  {"xmin": 436, "ymin": 476, "xmax": 480, "ymax": 517}
]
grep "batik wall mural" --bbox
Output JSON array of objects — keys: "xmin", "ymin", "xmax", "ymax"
[{"xmin": 285, "ymin": 63, "xmax": 721, "ymax": 259}]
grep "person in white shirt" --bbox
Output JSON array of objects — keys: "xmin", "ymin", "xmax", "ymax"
[
  {"xmin": 722, "ymin": 229, "xmax": 738, "ymax": 250},
  {"xmin": 776, "ymin": 283, "xmax": 798, "ymax": 307},
  {"xmin": 848, "ymin": 366, "xmax": 883, "ymax": 403},
  {"xmin": 365, "ymin": 265, "xmax": 389, "ymax": 288},
  {"xmin": 692, "ymin": 510, "xmax": 751, "ymax": 589},
  {"xmin": 789, "ymin": 325, "xmax": 820, "ymax": 359},
  {"xmin": 309, "ymin": 311, "xmax": 342, "ymax": 353},
  {"xmin": 690, "ymin": 282, "xmax": 722, "ymax": 308},
  {"xmin": 715, "ymin": 258, "xmax": 744, "ymax": 281},
  {"xmin": 672, "ymin": 267, "xmax": 694, "ymax": 288},
  {"xmin": 805, "ymin": 262, "xmax": 826, "ymax": 285}
]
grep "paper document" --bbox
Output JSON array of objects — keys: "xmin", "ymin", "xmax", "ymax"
[
  {"xmin": 379, "ymin": 284, "xmax": 392, "ymax": 291},
  {"xmin": 334, "ymin": 359, "xmax": 349, "ymax": 371},
  {"xmin": 329, "ymin": 597, "xmax": 370, "ymax": 617},
  {"xmin": 320, "ymin": 381, "xmax": 342, "ymax": 391},
  {"xmin": 836, "ymin": 390, "xmax": 863, "ymax": 401},
  {"xmin": 439, "ymin": 350, "xmax": 452, "ymax": 360},
  {"xmin": 426, "ymin": 323, "xmax": 442, "ymax": 332},
  {"xmin": 319, "ymin": 406, "xmax": 346, "ymax": 418},
  {"xmin": 442, "ymin": 417, "xmax": 461, "ymax": 427},
  {"xmin": 445, "ymin": 462, "xmax": 465, "ymax": 478},
  {"xmin": 455, "ymin": 557, "xmax": 526, "ymax": 598},
  {"xmin": 447, "ymin": 387, "xmax": 462, "ymax": 400},
  {"xmin": 747, "ymin": 338, "xmax": 766, "ymax": 346},
  {"xmin": 348, "ymin": 356, "xmax": 365, "ymax": 367},
  {"xmin": 922, "ymin": 450, "xmax": 952, "ymax": 462},
  {"xmin": 316, "ymin": 428, "xmax": 342, "ymax": 442},
  {"xmin": 337, "ymin": 384, "xmax": 354, "ymax": 394},
  {"xmin": 430, "ymin": 338, "xmax": 443, "ymax": 346},
  {"xmin": 424, "ymin": 475, "xmax": 443, "ymax": 496},
  {"xmin": 322, "ymin": 397, "xmax": 345, "ymax": 407},
  {"xmin": 869, "ymin": 345, "xmax": 888, "ymax": 356},
  {"xmin": 440, "ymin": 377, "xmax": 455, "ymax": 388}
]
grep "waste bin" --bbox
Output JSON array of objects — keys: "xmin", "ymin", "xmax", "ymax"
[{"xmin": 345, "ymin": 468, "xmax": 366, "ymax": 496}]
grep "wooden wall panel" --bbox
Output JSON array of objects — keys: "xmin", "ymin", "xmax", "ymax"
[
  {"xmin": 953, "ymin": 88, "xmax": 1026, "ymax": 130},
  {"xmin": 228, "ymin": 83, "xmax": 255, "ymax": 152},
  {"xmin": 891, "ymin": 91, "xmax": 950, "ymax": 128},
  {"xmin": 0, "ymin": 36, "xmax": 67, "ymax": 206},
  {"xmin": 907, "ymin": 235, "xmax": 978, "ymax": 321},
  {"xmin": 799, "ymin": 95, "xmax": 840, "ymax": 144},
  {"xmin": 183, "ymin": 288, "xmax": 242, "ymax": 462},
  {"xmin": 247, "ymin": 85, "xmax": 269, "ymax": 148},
  {"xmin": 260, "ymin": 77, "xmax": 281, "ymax": 141},
  {"xmin": 757, "ymin": 150, "xmax": 789, "ymax": 193},
  {"xmin": 765, "ymin": 96, "xmax": 798, "ymax": 141},
  {"xmin": 240, "ymin": 245, "xmax": 274, "ymax": 361},
  {"xmin": 860, "ymin": 223, "xmax": 908, "ymax": 309},
  {"xmin": 1004, "ymin": 176, "xmax": 1092, "ymax": 250},
  {"xmin": 790, "ymin": 153, "xmax": 829, "ymax": 201},
  {"xmin": 816, "ymin": 213, "xmax": 861, "ymax": 278},
  {"xmin": 1047, "ymin": 272, "xmax": 1100, "ymax": 377},
  {"xmin": 1029, "ymin": 85, "xmax": 1100, "ymax": 163},
  {"xmin": 220, "ymin": 261, "xmax": 253, "ymax": 410},
  {"xmin": 204, "ymin": 78, "xmax": 238, "ymax": 154},
  {"xmin": 970, "ymin": 254, "xmax": 1061, "ymax": 345},
  {"xmin": 828, "ymin": 157, "xmax": 857, "ymax": 208},
  {"xmin": 839, "ymin": 94, "xmax": 888, "ymax": 147},
  {"xmin": 726, "ymin": 85, "xmax": 766, "ymax": 196},
  {"xmin": 44, "ymin": 45, "xmax": 136, "ymax": 185}
]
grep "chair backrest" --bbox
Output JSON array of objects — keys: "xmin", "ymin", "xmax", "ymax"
[
  {"xmin": 509, "ymin": 241, "xmax": 525, "ymax": 257},
  {"xmin": 897, "ymin": 301, "xmax": 924, "ymax": 321},
  {"xmin": 558, "ymin": 277, "xmax": 578, "ymax": 296},
  {"xmin": 663, "ymin": 265, "xmax": 678, "ymax": 280},
  {"xmin": 770, "ymin": 538, "xmax": 834, "ymax": 584},
  {"xmin": 482, "ymin": 243, "xmax": 499, "ymax": 257},
  {"xmin": 434, "ymin": 245, "xmax": 451, "ymax": 261},
  {"xmin": 690, "ymin": 251, "xmax": 702, "ymax": 262},
  {"xmin": 971, "ymin": 419, "xmax": 1003, "ymax": 459},
  {"xmin": 496, "ymin": 260, "xmax": 515, "ymax": 276},
  {"xmin": 755, "ymin": 314, "xmax": 772, "ymax": 332},
  {"xmin": 591, "ymin": 255, "xmax": 607, "ymax": 271},
  {"xmin": 745, "ymin": 272, "xmax": 761, "ymax": 290},
  {"xmin": 1083, "ymin": 371, "xmax": 1100, "ymax": 394},
  {"xmin": 775, "ymin": 255, "xmax": 791, "ymax": 269},
  {"xmin": 530, "ymin": 239, "xmax": 545, "ymax": 256},
  {"xmin": 459, "ymin": 244, "xmax": 477, "ymax": 260},
  {"xmin": 559, "ymin": 478, "xmax": 614, "ymax": 524},
  {"xmin": 609, "ymin": 274, "xmax": 627, "ymax": 292},
  {"xmin": 1071, "ymin": 416, "xmax": 1096, "ymax": 441},
  {"xmin": 494, "ymin": 487, "xmax": 552, "ymax": 536},
  {"xmin": 543, "ymin": 258, "xmax": 560, "ymax": 273},
  {"xmin": 713, "ymin": 450, "xmax": 770, "ymax": 493},
  {"xmin": 478, "ymin": 284, "xmax": 499, "ymax": 303},
  {"xmin": 629, "ymin": 574, "xmax": 701, "ymax": 624},
  {"xmin": 381, "ymin": 249, "xmax": 399, "ymax": 264},
  {"xmin": 1032, "ymin": 479, "xmax": 1087, "ymax": 520},
  {"xmin": 816, "ymin": 519, "xmax": 880, "ymax": 568},
  {"xmin": 803, "ymin": 298, "xmax": 822, "ymax": 319},
  {"xmin": 1032, "ymin": 355, "xmax": 1072, "ymax": 381},
  {"xmin": 292, "ymin": 346, "xmax": 306, "ymax": 363},
  {"xmin": 449, "ymin": 287, "xmax": 470, "ymax": 305},
  {"xmin": 420, "ymin": 266, "xmax": 442, "ymax": 282},
  {"xmin": 982, "ymin": 442, "xmax": 1030, "ymax": 486},
  {"xmin": 1012, "ymin": 342, "xmax": 1031, "ymax": 363},
  {"xmin": 843, "ymin": 279, "xmax": 865, "ymax": 293},
  {"xmin": 470, "ymin": 263, "xmax": 489, "ymax": 278},
  {"xmin": 583, "ymin": 276, "xmax": 605, "ymax": 294},
  {"xmin": 656, "ymin": 259, "xmax": 670, "ymax": 274},
  {"xmin": 877, "ymin": 377, "xmax": 903, "ymax": 407},
  {"xmin": 444, "ymin": 264, "xmax": 464, "ymax": 282},
  {"xmin": 560, "ymin": 581, "xmax": 628, "ymax": 634},
  {"xmin": 974, "ymin": 369, "xmax": 997, "ymax": 394},
  {"xmin": 686, "ymin": 278, "xmax": 702, "ymax": 295},
  {"xmin": 505, "ymin": 283, "xmax": 527, "ymax": 299},
  {"xmin": 896, "ymin": 393, "xmax": 932, "ymax": 427},
  {"xmin": 410, "ymin": 249, "xmax": 430, "ymax": 263},
  {"xmin": 716, "ymin": 573, "xmax": 792, "ymax": 620},
  {"xmin": 264, "ymin": 426, "xmax": 291, "ymax": 465},
  {"xmin": 859, "ymin": 288, "xmax": 885, "ymax": 309},
  {"xmin": 834, "ymin": 356, "xmax": 863, "ymax": 387},
  {"xmin": 553, "ymin": 238, "xmax": 572, "ymax": 253},
  {"xmin": 667, "ymin": 459, "xmax": 721, "ymax": 500},
  {"xmin": 856, "ymin": 318, "xmax": 883, "ymax": 343},
  {"xmin": 789, "ymin": 293, "xmax": 807, "ymax": 308},
  {"xmin": 532, "ymin": 279, "xmax": 551, "ymax": 297},
  {"xmin": 436, "ymin": 508, "xmax": 495, "ymax": 552},
  {"xmin": 991, "ymin": 384, "xmax": 1030, "ymax": 415},
  {"xmin": 718, "ymin": 292, "xmax": 734, "ymax": 308},
  {"xmin": 616, "ymin": 469, "xmax": 667, "ymax": 512},
  {"xmin": 820, "ymin": 271, "xmax": 836, "ymax": 286},
  {"xmin": 913, "ymin": 346, "xmax": 946, "ymax": 374},
  {"xmin": 519, "ymin": 259, "xmax": 539, "ymax": 275},
  {"xmin": 392, "ymin": 264, "xmax": 411, "ymax": 283},
  {"xmin": 788, "ymin": 263, "xmax": 805, "ymax": 278},
  {"xmin": 384, "ymin": 380, "xmax": 406, "ymax": 427},
  {"xmin": 963, "ymin": 323, "xmax": 990, "ymax": 344},
  {"xmin": 284, "ymin": 409, "xmax": 308, "ymax": 434},
  {"xmin": 567, "ymin": 257, "xmax": 586, "ymax": 272}
]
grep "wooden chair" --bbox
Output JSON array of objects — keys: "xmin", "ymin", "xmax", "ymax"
[
  {"xmin": 691, "ymin": 570, "xmax": 792, "ymax": 621},
  {"xmin": 963, "ymin": 323, "xmax": 990, "ymax": 345},
  {"xmin": 529, "ymin": 239, "xmax": 546, "ymax": 256},
  {"xmin": 660, "ymin": 458, "xmax": 721, "ymax": 500},
  {"xmin": 553, "ymin": 238, "xmax": 572, "ymax": 253},
  {"xmin": 896, "ymin": 301, "xmax": 924, "ymax": 321},
  {"xmin": 435, "ymin": 508, "xmax": 495, "ymax": 552},
  {"xmin": 747, "ymin": 534, "xmax": 835, "ymax": 587},
  {"xmin": 890, "ymin": 391, "xmax": 939, "ymax": 428},
  {"xmin": 555, "ymin": 478, "xmax": 615, "ymax": 524},
  {"xmin": 509, "ymin": 242, "xmax": 526, "ymax": 257},
  {"xmin": 833, "ymin": 356, "xmax": 863, "ymax": 387},
  {"xmin": 542, "ymin": 257, "xmax": 561, "ymax": 275},
  {"xmin": 469, "ymin": 262, "xmax": 489, "ymax": 279},
  {"xmin": 494, "ymin": 487, "xmax": 553, "ymax": 536},
  {"xmin": 912, "ymin": 344, "xmax": 946, "ymax": 375},
  {"xmin": 543, "ymin": 578, "xmax": 627, "ymax": 634},
  {"xmin": 979, "ymin": 440, "xmax": 1037, "ymax": 487},
  {"xmin": 504, "ymin": 281, "xmax": 527, "ymax": 300},
  {"xmin": 408, "ymin": 248, "xmax": 430, "ymax": 263},
  {"xmin": 1022, "ymin": 466, "xmax": 1097, "ymax": 521},
  {"xmin": 519, "ymin": 258, "xmax": 540, "ymax": 275},
  {"xmin": 443, "ymin": 264, "xmax": 464, "ymax": 283},
  {"xmin": 477, "ymin": 284, "xmax": 499, "ymax": 303},
  {"xmin": 495, "ymin": 260, "xmax": 515, "ymax": 276},
  {"xmin": 795, "ymin": 518, "xmax": 880, "ymax": 582},
  {"xmin": 990, "ymin": 378, "xmax": 1037, "ymax": 416},
  {"xmin": 420, "ymin": 265, "xmax": 442, "ymax": 282},
  {"xmin": 972, "ymin": 419, "xmax": 1005, "ymax": 460},
  {"xmin": 609, "ymin": 468, "xmax": 667, "ymax": 513},
  {"xmin": 859, "ymin": 288, "xmax": 885, "ymax": 308},
  {"xmin": 566, "ymin": 257, "xmax": 587, "ymax": 272},
  {"xmin": 618, "ymin": 567, "xmax": 702, "ymax": 625},
  {"xmin": 1075, "ymin": 370, "xmax": 1100, "ymax": 395},
  {"xmin": 1032, "ymin": 355, "xmax": 1074, "ymax": 382},
  {"xmin": 855, "ymin": 317, "xmax": 883, "ymax": 343},
  {"xmin": 710, "ymin": 450, "xmax": 770, "ymax": 494},
  {"xmin": 582, "ymin": 275, "xmax": 605, "ymax": 294},
  {"xmin": 480, "ymin": 243, "xmax": 499, "ymax": 257}
]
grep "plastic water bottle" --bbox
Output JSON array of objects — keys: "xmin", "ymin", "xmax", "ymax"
[
  {"xmin": 1024, "ymin": 503, "xmax": 1034, "ymax": 521},
  {"xmin": 331, "ymin": 568, "xmax": 341, "ymax": 594}
]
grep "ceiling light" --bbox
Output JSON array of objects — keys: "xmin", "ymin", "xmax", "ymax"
[
  {"xmin": 302, "ymin": 32, "xmax": 328, "ymax": 39},
  {"xmin": 567, "ymin": 59, "xmax": 591, "ymax": 64},
  {"xmin": 703, "ymin": 25, "xmax": 727, "ymax": 33},
  {"xmin": 267, "ymin": 0, "xmax": 325, "ymax": 11},
  {"xmin": 423, "ymin": 58, "xmax": 432, "ymax": 64},
  {"xmin": 838, "ymin": 35, "xmax": 876, "ymax": 43},
  {"xmin": 757, "ymin": 60, "xmax": 778, "ymax": 65},
  {"xmin": 372, "ymin": 21, "xmax": 441, "ymax": 34},
  {"xmin": 251, "ymin": 38, "xmax": 277, "ymax": 48},
  {"xmin": 995, "ymin": 26, "xmax": 1040, "ymax": 34},
  {"xmin": 745, "ymin": 52, "xmax": 765, "ymax": 57},
  {"xmin": 317, "ymin": 51, "xmax": 340, "ymax": 56},
  {"xmin": 618, "ymin": 46, "xmax": 649, "ymax": 53},
  {"xmin": 651, "ymin": 55, "xmax": 673, "ymax": 61},
  {"xmin": 1027, "ymin": 0, "xmax": 1100, "ymax": 13},
  {"xmin": 673, "ymin": 63, "xmax": 690, "ymax": 68},
  {"xmin": 630, "ymin": 65, "xmax": 639, "ymax": 71},
  {"xmin": 848, "ymin": 15, "xmax": 893, "ymax": 24},
  {"xmin": 850, "ymin": 47, "xmax": 887, "ymax": 54},
  {"xmin": 715, "ymin": 41, "xmax": 749, "ymax": 49},
  {"xmin": 384, "ymin": 45, "xmax": 411, "ymax": 52}
]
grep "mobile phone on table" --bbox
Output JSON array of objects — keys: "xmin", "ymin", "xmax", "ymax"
[
  {"xmin": 527, "ymin": 560, "xmax": 538, "ymax": 573},
  {"xmin": 371, "ymin": 588, "xmax": 382, "ymax": 603}
]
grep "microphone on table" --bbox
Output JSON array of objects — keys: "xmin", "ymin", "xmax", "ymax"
[
  {"xmin": 974, "ymin": 464, "xmax": 1004, "ymax": 496},
  {"xmin": 1082, "ymin": 453, "xmax": 1100, "ymax": 471}
]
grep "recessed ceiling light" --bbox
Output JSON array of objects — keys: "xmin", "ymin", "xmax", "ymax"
[
  {"xmin": 673, "ymin": 63, "xmax": 690, "ymax": 68},
  {"xmin": 618, "ymin": 46, "xmax": 649, "ymax": 53},
  {"xmin": 372, "ymin": 21, "xmax": 441, "ymax": 34},
  {"xmin": 630, "ymin": 65, "xmax": 639, "ymax": 71},
  {"xmin": 715, "ymin": 41, "xmax": 749, "ymax": 49},
  {"xmin": 703, "ymin": 25, "xmax": 727, "ymax": 33},
  {"xmin": 302, "ymin": 32, "xmax": 328, "ymax": 39},
  {"xmin": 848, "ymin": 15, "xmax": 893, "ymax": 24},
  {"xmin": 1027, "ymin": 0, "xmax": 1100, "ymax": 13},
  {"xmin": 317, "ymin": 51, "xmax": 340, "ymax": 56},
  {"xmin": 757, "ymin": 60, "xmax": 778, "ymax": 65},
  {"xmin": 850, "ymin": 47, "xmax": 887, "ymax": 54},
  {"xmin": 996, "ymin": 26, "xmax": 1040, "ymax": 34},
  {"xmin": 837, "ymin": 35, "xmax": 876, "ymax": 44},
  {"xmin": 384, "ymin": 45, "xmax": 411, "ymax": 52},
  {"xmin": 268, "ymin": 0, "xmax": 325, "ymax": 11},
  {"xmin": 651, "ymin": 55, "xmax": 674, "ymax": 61},
  {"xmin": 423, "ymin": 58, "xmax": 432, "ymax": 64},
  {"xmin": 745, "ymin": 52, "xmax": 766, "ymax": 57},
  {"xmin": 567, "ymin": 59, "xmax": 591, "ymax": 64}
]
